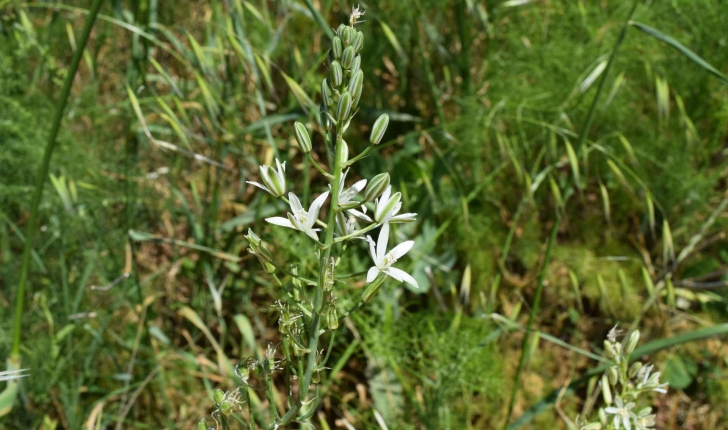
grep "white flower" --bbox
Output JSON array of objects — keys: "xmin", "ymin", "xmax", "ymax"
[
  {"xmin": 266, "ymin": 192, "xmax": 329, "ymax": 241},
  {"xmin": 604, "ymin": 396, "xmax": 636, "ymax": 430},
  {"xmin": 247, "ymin": 158, "xmax": 286, "ymax": 197},
  {"xmin": 636, "ymin": 365, "xmax": 668, "ymax": 393},
  {"xmin": 632, "ymin": 408, "xmax": 656, "ymax": 430},
  {"xmin": 350, "ymin": 186, "xmax": 416, "ymax": 224},
  {"xmin": 365, "ymin": 223, "xmax": 418, "ymax": 289},
  {"xmin": 335, "ymin": 169, "xmax": 367, "ymax": 206}
]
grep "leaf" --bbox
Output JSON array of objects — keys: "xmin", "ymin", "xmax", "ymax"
[
  {"xmin": 281, "ymin": 71, "xmax": 316, "ymax": 113},
  {"xmin": 379, "ymin": 21, "xmax": 406, "ymax": 62},
  {"xmin": 662, "ymin": 355, "xmax": 697, "ymax": 390},
  {"xmin": 630, "ymin": 21, "xmax": 728, "ymax": 85}
]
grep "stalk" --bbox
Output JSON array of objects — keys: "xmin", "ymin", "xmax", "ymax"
[
  {"xmin": 11, "ymin": 0, "xmax": 105, "ymax": 360},
  {"xmin": 503, "ymin": 215, "xmax": 560, "ymax": 429}
]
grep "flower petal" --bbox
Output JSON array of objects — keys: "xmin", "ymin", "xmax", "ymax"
[
  {"xmin": 289, "ymin": 192, "xmax": 303, "ymax": 213},
  {"xmin": 349, "ymin": 208, "xmax": 372, "ymax": 222},
  {"xmin": 246, "ymin": 181, "xmax": 271, "ymax": 193},
  {"xmin": 351, "ymin": 179, "xmax": 367, "ymax": 193},
  {"xmin": 307, "ymin": 191, "xmax": 330, "ymax": 229},
  {"xmin": 266, "ymin": 217, "xmax": 294, "ymax": 229},
  {"xmin": 304, "ymin": 228, "xmax": 319, "ymax": 241},
  {"xmin": 390, "ymin": 240, "xmax": 414, "ymax": 260},
  {"xmin": 377, "ymin": 223, "xmax": 389, "ymax": 264},
  {"xmin": 366, "ymin": 235, "xmax": 377, "ymax": 262},
  {"xmin": 385, "ymin": 267, "xmax": 419, "ymax": 289},
  {"xmin": 389, "ymin": 212, "xmax": 417, "ymax": 223},
  {"xmin": 366, "ymin": 266, "xmax": 379, "ymax": 283}
]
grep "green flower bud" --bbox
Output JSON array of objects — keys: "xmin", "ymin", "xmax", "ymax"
[
  {"xmin": 336, "ymin": 24, "xmax": 347, "ymax": 40},
  {"xmin": 312, "ymin": 367, "xmax": 322, "ymax": 384},
  {"xmin": 626, "ymin": 330, "xmax": 640, "ymax": 355},
  {"xmin": 598, "ymin": 408, "xmax": 607, "ymax": 426},
  {"xmin": 350, "ymin": 54, "xmax": 361, "ymax": 74},
  {"xmin": 293, "ymin": 122, "xmax": 312, "ymax": 153},
  {"xmin": 320, "ymin": 106, "xmax": 331, "ymax": 131},
  {"xmin": 341, "ymin": 46, "xmax": 355, "ymax": 69},
  {"xmin": 370, "ymin": 114, "xmax": 389, "ymax": 145},
  {"xmin": 336, "ymin": 91, "xmax": 352, "ymax": 123},
  {"xmin": 214, "ymin": 388, "xmax": 225, "ymax": 404},
  {"xmin": 363, "ymin": 172, "xmax": 390, "ymax": 202},
  {"xmin": 582, "ymin": 424, "xmax": 602, "ymax": 430},
  {"xmin": 353, "ymin": 31, "xmax": 364, "ymax": 53},
  {"xmin": 629, "ymin": 361, "xmax": 643, "ymax": 378},
  {"xmin": 601, "ymin": 375, "xmax": 612, "ymax": 405},
  {"xmin": 608, "ymin": 366, "xmax": 619, "ymax": 386},
  {"xmin": 245, "ymin": 229, "xmax": 275, "ymax": 274},
  {"xmin": 197, "ymin": 419, "xmax": 208, "ymax": 430},
  {"xmin": 330, "ymin": 61, "xmax": 343, "ymax": 87},
  {"xmin": 337, "ymin": 139, "xmax": 349, "ymax": 166},
  {"xmin": 220, "ymin": 400, "xmax": 233, "ymax": 416},
  {"xmin": 342, "ymin": 26, "xmax": 354, "ymax": 46},
  {"xmin": 321, "ymin": 78, "xmax": 333, "ymax": 107},
  {"xmin": 332, "ymin": 36, "xmax": 343, "ymax": 59},
  {"xmin": 349, "ymin": 70, "xmax": 364, "ymax": 105}
]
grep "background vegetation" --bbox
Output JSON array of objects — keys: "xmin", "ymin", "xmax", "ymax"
[{"xmin": 1, "ymin": 0, "xmax": 728, "ymax": 428}]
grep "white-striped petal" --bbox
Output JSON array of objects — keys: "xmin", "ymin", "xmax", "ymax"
[
  {"xmin": 307, "ymin": 191, "xmax": 330, "ymax": 229},
  {"xmin": 289, "ymin": 192, "xmax": 303, "ymax": 213},
  {"xmin": 266, "ymin": 217, "xmax": 294, "ymax": 228},
  {"xmin": 349, "ymin": 208, "xmax": 372, "ymax": 222},
  {"xmin": 366, "ymin": 266, "xmax": 380, "ymax": 283},
  {"xmin": 376, "ymin": 223, "xmax": 389, "ymax": 264},
  {"xmin": 384, "ymin": 267, "xmax": 419, "ymax": 289},
  {"xmin": 246, "ymin": 181, "xmax": 271, "ymax": 193},
  {"xmin": 390, "ymin": 240, "xmax": 414, "ymax": 260}
]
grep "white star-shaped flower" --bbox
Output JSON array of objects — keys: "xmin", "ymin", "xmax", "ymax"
[
  {"xmin": 604, "ymin": 396, "xmax": 636, "ymax": 430},
  {"xmin": 335, "ymin": 169, "xmax": 367, "ymax": 206},
  {"xmin": 266, "ymin": 192, "xmax": 329, "ymax": 241},
  {"xmin": 365, "ymin": 223, "xmax": 418, "ymax": 289},
  {"xmin": 349, "ymin": 185, "xmax": 416, "ymax": 224}
]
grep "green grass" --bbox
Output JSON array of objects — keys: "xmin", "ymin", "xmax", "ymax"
[{"xmin": 1, "ymin": 0, "xmax": 728, "ymax": 428}]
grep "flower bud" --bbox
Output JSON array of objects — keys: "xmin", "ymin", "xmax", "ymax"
[
  {"xmin": 601, "ymin": 375, "xmax": 612, "ymax": 405},
  {"xmin": 337, "ymin": 140, "xmax": 349, "ymax": 166},
  {"xmin": 258, "ymin": 160, "xmax": 286, "ymax": 197},
  {"xmin": 293, "ymin": 122, "xmax": 312, "ymax": 153},
  {"xmin": 341, "ymin": 46, "xmax": 355, "ymax": 69},
  {"xmin": 336, "ymin": 24, "xmax": 347, "ymax": 40},
  {"xmin": 336, "ymin": 91, "xmax": 352, "ymax": 123},
  {"xmin": 349, "ymin": 70, "xmax": 364, "ymax": 106},
  {"xmin": 362, "ymin": 278, "xmax": 383, "ymax": 303},
  {"xmin": 319, "ymin": 107, "xmax": 331, "ymax": 132},
  {"xmin": 197, "ymin": 419, "xmax": 208, "ymax": 430},
  {"xmin": 214, "ymin": 388, "xmax": 225, "ymax": 404},
  {"xmin": 608, "ymin": 366, "xmax": 619, "ymax": 386},
  {"xmin": 370, "ymin": 114, "xmax": 389, "ymax": 145},
  {"xmin": 363, "ymin": 173, "xmax": 390, "ymax": 201},
  {"xmin": 321, "ymin": 78, "xmax": 333, "ymax": 107},
  {"xmin": 220, "ymin": 400, "xmax": 233, "ymax": 416},
  {"xmin": 353, "ymin": 31, "xmax": 364, "ymax": 53},
  {"xmin": 626, "ymin": 330, "xmax": 640, "ymax": 355},
  {"xmin": 332, "ymin": 36, "xmax": 343, "ymax": 59},
  {"xmin": 629, "ymin": 361, "xmax": 643, "ymax": 378},
  {"xmin": 598, "ymin": 408, "xmax": 607, "ymax": 426},
  {"xmin": 245, "ymin": 229, "xmax": 275, "ymax": 274},
  {"xmin": 330, "ymin": 61, "xmax": 343, "ymax": 87},
  {"xmin": 342, "ymin": 26, "xmax": 354, "ymax": 46},
  {"xmin": 350, "ymin": 54, "xmax": 361, "ymax": 74}
]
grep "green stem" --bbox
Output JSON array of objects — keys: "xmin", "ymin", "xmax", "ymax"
[
  {"xmin": 308, "ymin": 153, "xmax": 333, "ymax": 179},
  {"xmin": 573, "ymin": 0, "xmax": 639, "ymax": 155},
  {"xmin": 11, "ymin": 0, "xmax": 105, "ymax": 360},
  {"xmin": 344, "ymin": 144, "xmax": 375, "ymax": 167},
  {"xmin": 333, "ymin": 221, "xmax": 380, "ymax": 243},
  {"xmin": 504, "ymin": 215, "xmax": 560, "ymax": 429}
]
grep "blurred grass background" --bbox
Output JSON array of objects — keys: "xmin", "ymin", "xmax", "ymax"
[{"xmin": 1, "ymin": 0, "xmax": 728, "ymax": 428}]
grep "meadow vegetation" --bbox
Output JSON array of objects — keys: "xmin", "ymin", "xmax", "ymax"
[{"xmin": 1, "ymin": 0, "xmax": 728, "ymax": 429}]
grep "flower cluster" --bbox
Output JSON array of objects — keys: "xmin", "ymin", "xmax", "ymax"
[{"xmin": 576, "ymin": 326, "xmax": 668, "ymax": 430}]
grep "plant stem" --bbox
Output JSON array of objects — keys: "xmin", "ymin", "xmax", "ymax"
[
  {"xmin": 345, "ymin": 144, "xmax": 374, "ymax": 166},
  {"xmin": 11, "ymin": 0, "xmax": 105, "ymax": 360},
  {"xmin": 504, "ymin": 215, "xmax": 560, "ymax": 429},
  {"xmin": 333, "ymin": 222, "xmax": 379, "ymax": 243}
]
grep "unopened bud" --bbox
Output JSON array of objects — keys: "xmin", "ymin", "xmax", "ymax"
[
  {"xmin": 293, "ymin": 122, "xmax": 312, "ymax": 153},
  {"xmin": 601, "ymin": 375, "xmax": 612, "ymax": 405},
  {"xmin": 608, "ymin": 366, "xmax": 619, "ymax": 386},
  {"xmin": 350, "ymin": 54, "xmax": 361, "ymax": 74},
  {"xmin": 321, "ymin": 78, "xmax": 333, "ymax": 107},
  {"xmin": 363, "ymin": 173, "xmax": 390, "ymax": 202},
  {"xmin": 336, "ymin": 24, "xmax": 347, "ymax": 40},
  {"xmin": 353, "ymin": 31, "xmax": 364, "ymax": 53},
  {"xmin": 370, "ymin": 114, "xmax": 389, "ymax": 145},
  {"xmin": 330, "ymin": 61, "xmax": 343, "ymax": 87},
  {"xmin": 197, "ymin": 419, "xmax": 207, "ymax": 430},
  {"xmin": 349, "ymin": 70, "xmax": 364, "ymax": 106},
  {"xmin": 629, "ymin": 361, "xmax": 643, "ymax": 378},
  {"xmin": 332, "ymin": 36, "xmax": 343, "ymax": 59},
  {"xmin": 341, "ymin": 46, "xmax": 355, "ymax": 69},
  {"xmin": 342, "ymin": 26, "xmax": 354, "ymax": 46},
  {"xmin": 598, "ymin": 408, "xmax": 607, "ymax": 425},
  {"xmin": 220, "ymin": 400, "xmax": 233, "ymax": 416},
  {"xmin": 320, "ymin": 107, "xmax": 331, "ymax": 131},
  {"xmin": 213, "ymin": 388, "xmax": 225, "ymax": 404},
  {"xmin": 626, "ymin": 330, "xmax": 640, "ymax": 355},
  {"xmin": 336, "ymin": 91, "xmax": 352, "ymax": 123},
  {"xmin": 337, "ymin": 139, "xmax": 349, "ymax": 166}
]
